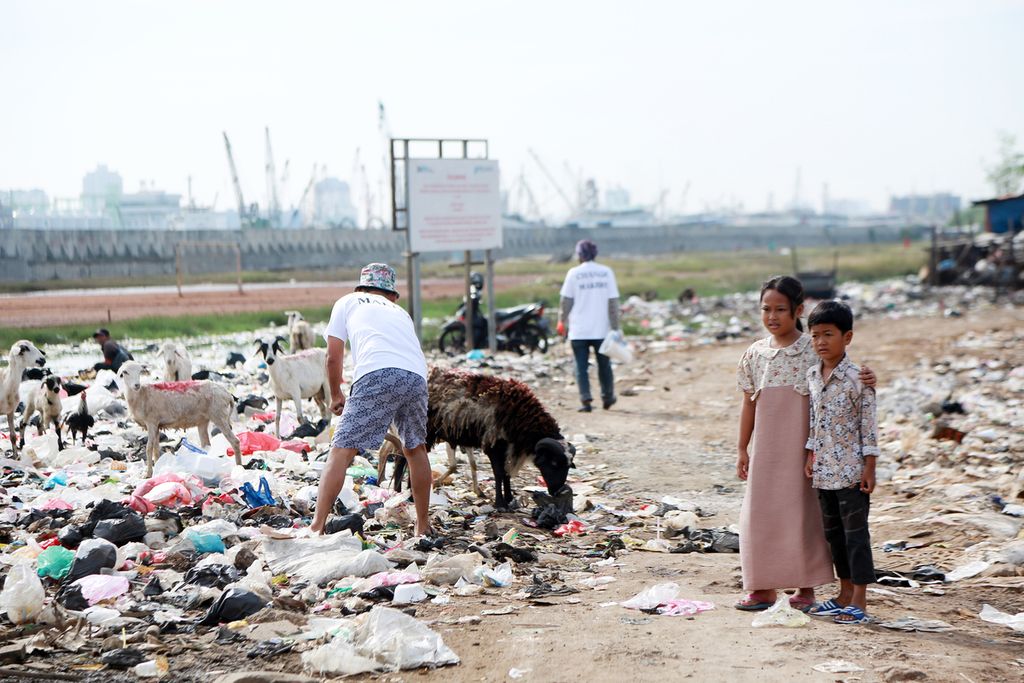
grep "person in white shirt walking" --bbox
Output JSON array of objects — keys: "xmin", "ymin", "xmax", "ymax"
[
  {"xmin": 557, "ymin": 239, "xmax": 621, "ymax": 412},
  {"xmin": 310, "ymin": 263, "xmax": 433, "ymax": 537}
]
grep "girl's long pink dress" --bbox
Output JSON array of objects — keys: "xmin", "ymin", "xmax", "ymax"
[{"xmin": 736, "ymin": 334, "xmax": 834, "ymax": 591}]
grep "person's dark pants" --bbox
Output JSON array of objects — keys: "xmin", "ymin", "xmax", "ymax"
[
  {"xmin": 817, "ymin": 487, "xmax": 876, "ymax": 585},
  {"xmin": 571, "ymin": 339, "xmax": 614, "ymax": 404}
]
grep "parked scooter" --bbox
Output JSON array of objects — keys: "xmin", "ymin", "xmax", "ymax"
[{"xmin": 438, "ymin": 272, "xmax": 550, "ymax": 355}]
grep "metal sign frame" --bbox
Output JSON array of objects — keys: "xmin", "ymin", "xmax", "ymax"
[{"xmin": 389, "ymin": 138, "xmax": 495, "ymax": 348}]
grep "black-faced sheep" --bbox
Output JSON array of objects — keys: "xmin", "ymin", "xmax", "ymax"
[
  {"xmin": 1, "ymin": 340, "xmax": 47, "ymax": 456},
  {"xmin": 19, "ymin": 375, "xmax": 65, "ymax": 451},
  {"xmin": 254, "ymin": 336, "xmax": 330, "ymax": 439},
  {"xmin": 423, "ymin": 367, "xmax": 574, "ymax": 510},
  {"xmin": 117, "ymin": 361, "xmax": 241, "ymax": 476}
]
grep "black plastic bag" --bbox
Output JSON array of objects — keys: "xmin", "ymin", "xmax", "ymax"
[
  {"xmin": 65, "ymin": 538, "xmax": 117, "ymax": 583},
  {"xmin": 324, "ymin": 513, "xmax": 364, "ymax": 536},
  {"xmin": 531, "ymin": 485, "xmax": 574, "ymax": 530},
  {"xmin": 93, "ymin": 512, "xmax": 147, "ymax": 546},
  {"xmin": 100, "ymin": 648, "xmax": 145, "ymax": 669},
  {"xmin": 183, "ymin": 564, "xmax": 239, "ymax": 589},
  {"xmin": 197, "ymin": 588, "xmax": 266, "ymax": 626}
]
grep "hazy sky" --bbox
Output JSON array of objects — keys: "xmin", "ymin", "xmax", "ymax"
[{"xmin": 3, "ymin": 0, "xmax": 1022, "ymax": 220}]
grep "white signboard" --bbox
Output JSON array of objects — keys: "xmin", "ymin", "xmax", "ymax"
[{"xmin": 407, "ymin": 159, "xmax": 502, "ymax": 252}]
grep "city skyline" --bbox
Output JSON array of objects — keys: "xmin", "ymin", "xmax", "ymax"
[{"xmin": 3, "ymin": 0, "xmax": 1022, "ymax": 222}]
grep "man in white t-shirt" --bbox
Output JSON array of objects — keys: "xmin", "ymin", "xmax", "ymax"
[
  {"xmin": 309, "ymin": 262, "xmax": 433, "ymax": 537},
  {"xmin": 556, "ymin": 239, "xmax": 621, "ymax": 412}
]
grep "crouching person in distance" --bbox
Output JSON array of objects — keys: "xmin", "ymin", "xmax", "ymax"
[{"xmin": 309, "ymin": 263, "xmax": 433, "ymax": 536}]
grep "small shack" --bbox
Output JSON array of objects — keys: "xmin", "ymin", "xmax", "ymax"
[{"xmin": 973, "ymin": 192, "xmax": 1024, "ymax": 234}]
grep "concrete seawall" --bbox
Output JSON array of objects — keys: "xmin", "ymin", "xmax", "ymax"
[{"xmin": 0, "ymin": 223, "xmax": 914, "ymax": 283}]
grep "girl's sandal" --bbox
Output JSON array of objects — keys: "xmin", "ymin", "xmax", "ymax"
[
  {"xmin": 789, "ymin": 596, "xmax": 815, "ymax": 613},
  {"xmin": 734, "ymin": 594, "xmax": 774, "ymax": 611},
  {"xmin": 834, "ymin": 605, "xmax": 870, "ymax": 625}
]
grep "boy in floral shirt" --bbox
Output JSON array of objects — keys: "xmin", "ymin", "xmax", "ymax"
[{"xmin": 803, "ymin": 300, "xmax": 878, "ymax": 625}]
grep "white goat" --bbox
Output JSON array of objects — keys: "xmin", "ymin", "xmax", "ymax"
[
  {"xmin": 285, "ymin": 311, "xmax": 315, "ymax": 351},
  {"xmin": 0, "ymin": 340, "xmax": 47, "ymax": 457},
  {"xmin": 254, "ymin": 336, "xmax": 330, "ymax": 439},
  {"xmin": 117, "ymin": 361, "xmax": 241, "ymax": 476},
  {"xmin": 157, "ymin": 341, "xmax": 193, "ymax": 382},
  {"xmin": 19, "ymin": 375, "xmax": 65, "ymax": 451}
]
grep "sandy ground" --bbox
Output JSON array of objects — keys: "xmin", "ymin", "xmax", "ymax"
[{"xmin": 1, "ymin": 276, "xmax": 538, "ymax": 327}]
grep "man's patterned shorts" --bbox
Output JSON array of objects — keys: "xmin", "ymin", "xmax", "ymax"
[{"xmin": 331, "ymin": 368, "xmax": 427, "ymax": 452}]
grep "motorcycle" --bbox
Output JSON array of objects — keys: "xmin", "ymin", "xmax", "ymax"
[{"xmin": 438, "ymin": 273, "xmax": 550, "ymax": 355}]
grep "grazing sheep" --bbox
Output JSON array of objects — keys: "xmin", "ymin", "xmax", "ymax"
[
  {"xmin": 66, "ymin": 390, "xmax": 94, "ymax": 445},
  {"xmin": 19, "ymin": 375, "xmax": 65, "ymax": 451},
  {"xmin": 0, "ymin": 340, "xmax": 47, "ymax": 457},
  {"xmin": 254, "ymin": 336, "xmax": 331, "ymax": 439},
  {"xmin": 157, "ymin": 342, "xmax": 193, "ymax": 382},
  {"xmin": 285, "ymin": 311, "xmax": 315, "ymax": 351},
  {"xmin": 117, "ymin": 361, "xmax": 241, "ymax": 476},
  {"xmin": 424, "ymin": 367, "xmax": 574, "ymax": 510}
]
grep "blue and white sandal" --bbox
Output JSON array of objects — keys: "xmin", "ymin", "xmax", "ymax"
[
  {"xmin": 808, "ymin": 599, "xmax": 845, "ymax": 616},
  {"xmin": 834, "ymin": 605, "xmax": 870, "ymax": 625}
]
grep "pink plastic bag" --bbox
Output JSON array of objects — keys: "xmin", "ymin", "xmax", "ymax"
[
  {"xmin": 228, "ymin": 431, "xmax": 281, "ymax": 456},
  {"xmin": 656, "ymin": 599, "xmax": 715, "ymax": 616},
  {"xmin": 73, "ymin": 574, "xmax": 130, "ymax": 605},
  {"xmin": 280, "ymin": 440, "xmax": 309, "ymax": 454},
  {"xmin": 41, "ymin": 499, "xmax": 74, "ymax": 511},
  {"xmin": 554, "ymin": 520, "xmax": 587, "ymax": 537},
  {"xmin": 144, "ymin": 481, "xmax": 193, "ymax": 506},
  {"xmin": 127, "ymin": 472, "xmax": 207, "ymax": 512}
]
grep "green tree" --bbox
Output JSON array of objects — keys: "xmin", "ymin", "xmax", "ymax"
[{"xmin": 986, "ymin": 131, "xmax": 1024, "ymax": 196}]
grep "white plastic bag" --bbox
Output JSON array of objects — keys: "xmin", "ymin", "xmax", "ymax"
[
  {"xmin": 621, "ymin": 582, "xmax": 679, "ymax": 610},
  {"xmin": 979, "ymin": 604, "xmax": 1024, "ymax": 632},
  {"xmin": 263, "ymin": 533, "xmax": 390, "ymax": 584},
  {"xmin": 599, "ymin": 330, "xmax": 633, "ymax": 363},
  {"xmin": 0, "ymin": 563, "xmax": 46, "ymax": 624},
  {"xmin": 751, "ymin": 595, "xmax": 810, "ymax": 628},
  {"xmin": 353, "ymin": 606, "xmax": 459, "ymax": 670}
]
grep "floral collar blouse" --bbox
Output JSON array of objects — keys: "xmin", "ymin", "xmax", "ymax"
[{"xmin": 736, "ymin": 334, "xmax": 817, "ymax": 400}]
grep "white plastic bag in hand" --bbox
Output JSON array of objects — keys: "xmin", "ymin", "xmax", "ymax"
[{"xmin": 599, "ymin": 330, "xmax": 633, "ymax": 363}]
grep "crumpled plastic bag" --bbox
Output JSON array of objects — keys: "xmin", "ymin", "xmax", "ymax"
[
  {"xmin": 303, "ymin": 606, "xmax": 459, "ymax": 674},
  {"xmin": 228, "ymin": 430, "xmax": 281, "ymax": 456},
  {"xmin": 656, "ymin": 599, "xmax": 715, "ymax": 616},
  {"xmin": 72, "ymin": 574, "xmax": 130, "ymax": 605},
  {"xmin": 621, "ymin": 582, "xmax": 679, "ymax": 610},
  {"xmin": 421, "ymin": 552, "xmax": 484, "ymax": 586},
  {"xmin": 66, "ymin": 538, "xmax": 118, "ymax": 583},
  {"xmin": 751, "ymin": 595, "xmax": 810, "ymax": 628},
  {"xmin": 979, "ymin": 604, "xmax": 1024, "ymax": 632},
  {"xmin": 263, "ymin": 533, "xmax": 391, "ymax": 584},
  {"xmin": 0, "ymin": 563, "xmax": 46, "ymax": 624}
]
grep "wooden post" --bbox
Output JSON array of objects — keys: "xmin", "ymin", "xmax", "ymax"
[
  {"xmin": 485, "ymin": 249, "xmax": 496, "ymax": 354},
  {"xmin": 464, "ymin": 250, "xmax": 474, "ymax": 350}
]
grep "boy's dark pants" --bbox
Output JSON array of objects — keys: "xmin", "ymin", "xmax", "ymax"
[{"xmin": 817, "ymin": 487, "xmax": 876, "ymax": 585}]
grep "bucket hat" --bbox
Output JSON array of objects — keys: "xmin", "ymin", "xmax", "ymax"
[{"xmin": 358, "ymin": 262, "xmax": 398, "ymax": 296}]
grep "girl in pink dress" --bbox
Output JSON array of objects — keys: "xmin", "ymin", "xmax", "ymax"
[{"xmin": 734, "ymin": 276, "xmax": 875, "ymax": 611}]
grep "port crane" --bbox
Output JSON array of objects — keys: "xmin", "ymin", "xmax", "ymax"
[
  {"xmin": 528, "ymin": 148, "xmax": 576, "ymax": 217},
  {"xmin": 264, "ymin": 126, "xmax": 281, "ymax": 228}
]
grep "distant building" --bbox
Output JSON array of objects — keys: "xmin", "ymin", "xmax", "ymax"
[
  {"xmin": 81, "ymin": 164, "xmax": 123, "ymax": 214},
  {"xmin": 1, "ymin": 189, "xmax": 50, "ymax": 215},
  {"xmin": 117, "ymin": 189, "xmax": 182, "ymax": 229},
  {"xmin": 889, "ymin": 193, "xmax": 961, "ymax": 222},
  {"xmin": 313, "ymin": 178, "xmax": 358, "ymax": 228},
  {"xmin": 973, "ymin": 193, "xmax": 1024, "ymax": 234},
  {"xmin": 824, "ymin": 198, "xmax": 873, "ymax": 216}
]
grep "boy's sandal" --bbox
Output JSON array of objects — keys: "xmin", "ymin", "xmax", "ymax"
[
  {"xmin": 789, "ymin": 596, "xmax": 815, "ymax": 613},
  {"xmin": 808, "ymin": 599, "xmax": 846, "ymax": 616},
  {"xmin": 834, "ymin": 605, "xmax": 870, "ymax": 625},
  {"xmin": 734, "ymin": 594, "xmax": 773, "ymax": 611}
]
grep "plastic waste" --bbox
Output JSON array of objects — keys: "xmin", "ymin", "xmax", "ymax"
[
  {"xmin": 197, "ymin": 587, "xmax": 266, "ymax": 626},
  {"xmin": 978, "ymin": 604, "xmax": 1024, "ymax": 632},
  {"xmin": 153, "ymin": 439, "xmax": 234, "ymax": 486},
  {"xmin": 133, "ymin": 656, "xmax": 169, "ymax": 679},
  {"xmin": 228, "ymin": 430, "xmax": 281, "ymax": 457},
  {"xmin": 812, "ymin": 661, "xmax": 865, "ymax": 674},
  {"xmin": 66, "ymin": 538, "xmax": 118, "ymax": 582},
  {"xmin": 391, "ymin": 583, "xmax": 429, "ymax": 605},
  {"xmin": 945, "ymin": 560, "xmax": 989, "ymax": 581},
  {"xmin": 0, "ymin": 563, "xmax": 46, "ymax": 624},
  {"xmin": 185, "ymin": 531, "xmax": 226, "ymax": 554},
  {"xmin": 240, "ymin": 475, "xmax": 277, "ymax": 508},
  {"xmin": 324, "ymin": 513, "xmax": 365, "ymax": 536},
  {"xmin": 553, "ymin": 520, "xmax": 587, "ymax": 537},
  {"xmin": 263, "ymin": 533, "xmax": 391, "ymax": 584},
  {"xmin": 751, "ymin": 595, "xmax": 811, "ymax": 628},
  {"xmin": 474, "ymin": 562, "xmax": 513, "ymax": 588},
  {"xmin": 656, "ymin": 599, "xmax": 715, "ymax": 616},
  {"xmin": 599, "ymin": 329, "xmax": 633, "ymax": 363},
  {"xmin": 100, "ymin": 648, "xmax": 145, "ymax": 670},
  {"xmin": 93, "ymin": 512, "xmax": 147, "ymax": 546},
  {"xmin": 421, "ymin": 552, "xmax": 484, "ymax": 585},
  {"xmin": 183, "ymin": 564, "xmax": 239, "ymax": 588},
  {"xmin": 339, "ymin": 476, "xmax": 360, "ymax": 511},
  {"xmin": 36, "ymin": 545, "xmax": 75, "ymax": 580},
  {"xmin": 302, "ymin": 638, "xmax": 380, "ymax": 676},
  {"xmin": 621, "ymin": 582, "xmax": 679, "ymax": 610},
  {"xmin": 72, "ymin": 574, "xmax": 130, "ymax": 605}
]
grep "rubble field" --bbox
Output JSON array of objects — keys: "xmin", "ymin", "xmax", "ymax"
[{"xmin": 1, "ymin": 279, "xmax": 1022, "ymax": 683}]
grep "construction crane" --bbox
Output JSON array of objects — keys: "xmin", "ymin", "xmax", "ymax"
[
  {"xmin": 290, "ymin": 167, "xmax": 316, "ymax": 227},
  {"xmin": 528, "ymin": 148, "xmax": 576, "ymax": 216},
  {"xmin": 222, "ymin": 131, "xmax": 247, "ymax": 226},
  {"xmin": 264, "ymin": 126, "xmax": 281, "ymax": 228}
]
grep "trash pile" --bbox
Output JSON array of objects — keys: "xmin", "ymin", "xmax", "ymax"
[{"xmin": 0, "ymin": 328, "xmax": 728, "ymax": 680}]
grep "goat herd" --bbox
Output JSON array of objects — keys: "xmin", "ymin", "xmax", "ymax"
[{"xmin": 1, "ymin": 311, "xmax": 575, "ymax": 515}]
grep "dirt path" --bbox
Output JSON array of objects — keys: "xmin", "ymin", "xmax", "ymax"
[
  {"xmin": 355, "ymin": 307, "xmax": 1022, "ymax": 683},
  {"xmin": 0, "ymin": 275, "xmax": 537, "ymax": 327}
]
